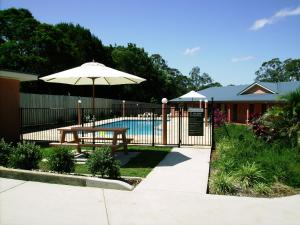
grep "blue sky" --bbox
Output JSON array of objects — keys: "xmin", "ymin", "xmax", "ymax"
[{"xmin": 1, "ymin": 0, "xmax": 300, "ymax": 85}]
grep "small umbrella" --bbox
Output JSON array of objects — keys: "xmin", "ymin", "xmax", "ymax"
[
  {"xmin": 179, "ymin": 91, "xmax": 206, "ymax": 101},
  {"xmin": 40, "ymin": 62, "xmax": 146, "ymax": 126}
]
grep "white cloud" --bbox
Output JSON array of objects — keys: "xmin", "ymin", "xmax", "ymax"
[
  {"xmin": 231, "ymin": 56, "xmax": 255, "ymax": 63},
  {"xmin": 184, "ymin": 47, "xmax": 200, "ymax": 55},
  {"xmin": 250, "ymin": 5, "xmax": 300, "ymax": 31}
]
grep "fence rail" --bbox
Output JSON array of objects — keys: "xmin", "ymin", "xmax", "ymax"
[
  {"xmin": 20, "ymin": 93, "xmax": 159, "ymax": 108},
  {"xmin": 21, "ymin": 105, "xmax": 212, "ymax": 146}
]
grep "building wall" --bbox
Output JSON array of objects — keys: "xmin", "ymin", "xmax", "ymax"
[
  {"xmin": 170, "ymin": 101, "xmax": 280, "ymax": 124},
  {"xmin": 0, "ymin": 78, "xmax": 20, "ymax": 143}
]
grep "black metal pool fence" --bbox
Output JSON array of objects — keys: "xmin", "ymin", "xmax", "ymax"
[{"xmin": 20, "ymin": 104, "xmax": 213, "ymax": 146}]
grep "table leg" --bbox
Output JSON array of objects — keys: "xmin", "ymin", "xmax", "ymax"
[
  {"xmin": 73, "ymin": 131, "xmax": 79, "ymax": 143},
  {"xmin": 73, "ymin": 131, "xmax": 81, "ymax": 153},
  {"xmin": 59, "ymin": 131, "xmax": 66, "ymax": 143},
  {"xmin": 112, "ymin": 132, "xmax": 118, "ymax": 151},
  {"xmin": 122, "ymin": 131, "xmax": 128, "ymax": 154}
]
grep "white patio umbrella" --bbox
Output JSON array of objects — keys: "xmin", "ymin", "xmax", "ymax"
[
  {"xmin": 179, "ymin": 91, "xmax": 206, "ymax": 101},
  {"xmin": 39, "ymin": 62, "xmax": 146, "ymax": 126}
]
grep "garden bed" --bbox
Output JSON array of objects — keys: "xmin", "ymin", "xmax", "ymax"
[
  {"xmin": 39, "ymin": 145, "xmax": 171, "ymax": 178},
  {"xmin": 0, "ymin": 139, "xmax": 171, "ymax": 189},
  {"xmin": 208, "ymin": 124, "xmax": 300, "ymax": 197}
]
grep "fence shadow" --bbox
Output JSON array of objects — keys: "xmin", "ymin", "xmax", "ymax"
[{"xmin": 157, "ymin": 151, "xmax": 191, "ymax": 167}]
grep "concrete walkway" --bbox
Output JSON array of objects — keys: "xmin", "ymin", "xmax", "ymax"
[
  {"xmin": 1, "ymin": 146, "xmax": 300, "ymax": 225},
  {"xmin": 135, "ymin": 147, "xmax": 211, "ymax": 194}
]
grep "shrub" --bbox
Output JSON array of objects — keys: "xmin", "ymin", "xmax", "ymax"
[
  {"xmin": 252, "ymin": 183, "xmax": 272, "ymax": 196},
  {"xmin": 210, "ymin": 172, "xmax": 237, "ymax": 195},
  {"xmin": 87, "ymin": 147, "xmax": 120, "ymax": 179},
  {"xmin": 235, "ymin": 162, "xmax": 265, "ymax": 188},
  {"xmin": 0, "ymin": 138, "xmax": 12, "ymax": 167},
  {"xmin": 48, "ymin": 146, "xmax": 74, "ymax": 173},
  {"xmin": 214, "ymin": 109, "xmax": 227, "ymax": 127},
  {"xmin": 8, "ymin": 142, "xmax": 42, "ymax": 170}
]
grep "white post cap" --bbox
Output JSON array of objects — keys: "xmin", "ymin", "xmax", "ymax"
[{"xmin": 161, "ymin": 98, "xmax": 168, "ymax": 104}]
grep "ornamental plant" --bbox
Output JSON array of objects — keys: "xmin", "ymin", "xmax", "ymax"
[
  {"xmin": 0, "ymin": 138, "xmax": 12, "ymax": 167},
  {"xmin": 8, "ymin": 142, "xmax": 42, "ymax": 170},
  {"xmin": 214, "ymin": 109, "xmax": 226, "ymax": 127},
  {"xmin": 87, "ymin": 147, "xmax": 120, "ymax": 179},
  {"xmin": 48, "ymin": 146, "xmax": 74, "ymax": 173}
]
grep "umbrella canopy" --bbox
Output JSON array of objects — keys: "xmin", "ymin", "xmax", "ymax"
[
  {"xmin": 179, "ymin": 91, "xmax": 206, "ymax": 99},
  {"xmin": 39, "ymin": 62, "xmax": 146, "ymax": 126},
  {"xmin": 40, "ymin": 62, "xmax": 146, "ymax": 85}
]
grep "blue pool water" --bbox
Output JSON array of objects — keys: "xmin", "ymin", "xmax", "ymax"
[{"xmin": 99, "ymin": 120, "xmax": 162, "ymax": 135}]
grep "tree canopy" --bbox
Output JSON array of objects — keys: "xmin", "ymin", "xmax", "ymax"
[
  {"xmin": 0, "ymin": 8, "xmax": 221, "ymax": 102},
  {"xmin": 255, "ymin": 58, "xmax": 300, "ymax": 82}
]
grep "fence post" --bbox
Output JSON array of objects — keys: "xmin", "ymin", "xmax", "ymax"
[
  {"xmin": 162, "ymin": 98, "xmax": 168, "ymax": 145},
  {"xmin": 122, "ymin": 100, "xmax": 126, "ymax": 117},
  {"xmin": 152, "ymin": 108, "xmax": 155, "ymax": 146},
  {"xmin": 211, "ymin": 97, "xmax": 215, "ymax": 151},
  {"xmin": 19, "ymin": 107, "xmax": 23, "ymax": 141},
  {"xmin": 77, "ymin": 99, "xmax": 82, "ymax": 125},
  {"xmin": 205, "ymin": 99, "xmax": 208, "ymax": 126}
]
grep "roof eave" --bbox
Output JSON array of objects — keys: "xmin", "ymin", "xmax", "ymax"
[
  {"xmin": 238, "ymin": 82, "xmax": 276, "ymax": 95},
  {"xmin": 0, "ymin": 70, "xmax": 38, "ymax": 82}
]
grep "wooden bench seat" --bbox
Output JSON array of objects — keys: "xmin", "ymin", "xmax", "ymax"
[
  {"xmin": 49, "ymin": 141, "xmax": 129, "ymax": 152},
  {"xmin": 51, "ymin": 126, "xmax": 131, "ymax": 153},
  {"xmin": 78, "ymin": 137, "xmax": 133, "ymax": 142}
]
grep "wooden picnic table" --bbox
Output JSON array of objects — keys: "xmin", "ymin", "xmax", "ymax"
[{"xmin": 50, "ymin": 126, "xmax": 132, "ymax": 153}]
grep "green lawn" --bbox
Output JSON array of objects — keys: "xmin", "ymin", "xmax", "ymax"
[
  {"xmin": 210, "ymin": 124, "xmax": 300, "ymax": 197},
  {"xmin": 40, "ymin": 145, "xmax": 171, "ymax": 178}
]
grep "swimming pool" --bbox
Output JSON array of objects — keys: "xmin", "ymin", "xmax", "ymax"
[{"xmin": 98, "ymin": 119, "xmax": 162, "ymax": 135}]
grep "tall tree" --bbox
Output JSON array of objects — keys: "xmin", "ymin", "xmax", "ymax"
[
  {"xmin": 284, "ymin": 59, "xmax": 300, "ymax": 81},
  {"xmin": 255, "ymin": 58, "xmax": 300, "ymax": 82},
  {"xmin": 0, "ymin": 8, "xmax": 222, "ymax": 102},
  {"xmin": 188, "ymin": 66, "xmax": 217, "ymax": 90},
  {"xmin": 189, "ymin": 66, "xmax": 202, "ymax": 88}
]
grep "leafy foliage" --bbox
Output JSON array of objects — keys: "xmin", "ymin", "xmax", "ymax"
[
  {"xmin": 0, "ymin": 8, "xmax": 221, "ymax": 102},
  {"xmin": 252, "ymin": 183, "xmax": 272, "ymax": 196},
  {"xmin": 255, "ymin": 58, "xmax": 300, "ymax": 82},
  {"xmin": 8, "ymin": 142, "xmax": 42, "ymax": 170},
  {"xmin": 188, "ymin": 66, "xmax": 221, "ymax": 91},
  {"xmin": 87, "ymin": 147, "xmax": 120, "ymax": 178},
  {"xmin": 235, "ymin": 162, "xmax": 264, "ymax": 188},
  {"xmin": 210, "ymin": 172, "xmax": 237, "ymax": 195},
  {"xmin": 213, "ymin": 109, "xmax": 227, "ymax": 127},
  {"xmin": 211, "ymin": 124, "xmax": 300, "ymax": 197},
  {"xmin": 47, "ymin": 146, "xmax": 74, "ymax": 173},
  {"xmin": 0, "ymin": 138, "xmax": 12, "ymax": 167},
  {"xmin": 251, "ymin": 88, "xmax": 300, "ymax": 146}
]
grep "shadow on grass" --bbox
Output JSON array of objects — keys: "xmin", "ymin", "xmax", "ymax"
[{"xmin": 40, "ymin": 145, "xmax": 173, "ymax": 178}]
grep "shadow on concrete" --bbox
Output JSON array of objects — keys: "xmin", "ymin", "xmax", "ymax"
[
  {"xmin": 119, "ymin": 150, "xmax": 170, "ymax": 169},
  {"xmin": 158, "ymin": 151, "xmax": 191, "ymax": 167}
]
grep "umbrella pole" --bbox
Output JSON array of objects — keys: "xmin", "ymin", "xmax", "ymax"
[
  {"xmin": 92, "ymin": 78, "xmax": 95, "ymax": 127},
  {"xmin": 92, "ymin": 78, "xmax": 96, "ymax": 149}
]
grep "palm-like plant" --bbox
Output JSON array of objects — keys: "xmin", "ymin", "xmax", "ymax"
[
  {"xmin": 278, "ymin": 87, "xmax": 300, "ymax": 146},
  {"xmin": 252, "ymin": 88, "xmax": 300, "ymax": 146},
  {"xmin": 280, "ymin": 87, "xmax": 300, "ymax": 119},
  {"xmin": 281, "ymin": 87, "xmax": 300, "ymax": 144}
]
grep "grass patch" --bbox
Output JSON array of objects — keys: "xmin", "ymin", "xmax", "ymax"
[
  {"xmin": 39, "ymin": 145, "xmax": 171, "ymax": 178},
  {"xmin": 120, "ymin": 146, "xmax": 171, "ymax": 177},
  {"xmin": 210, "ymin": 124, "xmax": 300, "ymax": 197}
]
